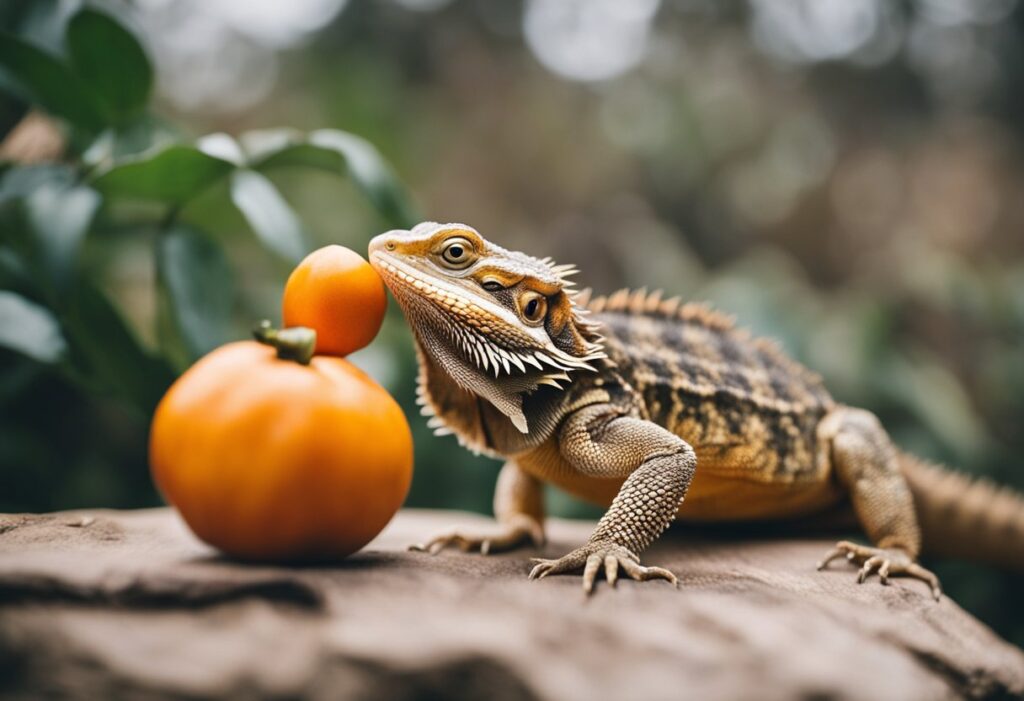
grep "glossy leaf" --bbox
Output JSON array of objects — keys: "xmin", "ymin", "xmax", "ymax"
[
  {"xmin": 0, "ymin": 247, "xmax": 34, "ymax": 294},
  {"xmin": 197, "ymin": 132, "xmax": 246, "ymax": 166},
  {"xmin": 243, "ymin": 127, "xmax": 418, "ymax": 228},
  {"xmin": 90, "ymin": 144, "xmax": 235, "ymax": 204},
  {"xmin": 0, "ymin": 165, "xmax": 91, "ymax": 297},
  {"xmin": 65, "ymin": 8, "xmax": 152, "ymax": 125},
  {"xmin": 0, "ymin": 163, "xmax": 74, "ymax": 203},
  {"xmin": 309, "ymin": 129, "xmax": 418, "ymax": 227},
  {"xmin": 5, "ymin": 0, "xmax": 77, "ymax": 56},
  {"xmin": 82, "ymin": 116, "xmax": 183, "ymax": 171},
  {"xmin": 157, "ymin": 225, "xmax": 233, "ymax": 361},
  {"xmin": 24, "ymin": 181, "xmax": 100, "ymax": 289},
  {"xmin": 230, "ymin": 169, "xmax": 308, "ymax": 263},
  {"xmin": 0, "ymin": 31, "xmax": 104, "ymax": 131},
  {"xmin": 0, "ymin": 290, "xmax": 67, "ymax": 363}
]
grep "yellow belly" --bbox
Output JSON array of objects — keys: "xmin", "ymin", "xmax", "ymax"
[{"xmin": 516, "ymin": 440, "xmax": 844, "ymax": 522}]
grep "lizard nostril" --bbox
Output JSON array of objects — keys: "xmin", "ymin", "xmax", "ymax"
[{"xmin": 385, "ymin": 242, "xmax": 395, "ymax": 251}]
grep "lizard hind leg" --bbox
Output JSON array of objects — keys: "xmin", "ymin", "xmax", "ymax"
[{"xmin": 816, "ymin": 406, "xmax": 942, "ymax": 600}]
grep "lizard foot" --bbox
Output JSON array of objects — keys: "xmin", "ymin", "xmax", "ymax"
[
  {"xmin": 409, "ymin": 515, "xmax": 544, "ymax": 555},
  {"xmin": 528, "ymin": 541, "xmax": 677, "ymax": 595},
  {"xmin": 817, "ymin": 540, "xmax": 942, "ymax": 600}
]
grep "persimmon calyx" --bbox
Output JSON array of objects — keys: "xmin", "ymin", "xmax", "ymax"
[{"xmin": 253, "ymin": 320, "xmax": 317, "ymax": 365}]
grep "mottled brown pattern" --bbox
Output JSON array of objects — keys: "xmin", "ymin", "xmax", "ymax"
[{"xmin": 588, "ymin": 290, "xmax": 834, "ymax": 483}]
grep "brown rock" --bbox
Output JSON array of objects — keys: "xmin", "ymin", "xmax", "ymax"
[{"xmin": 0, "ymin": 508, "xmax": 1021, "ymax": 700}]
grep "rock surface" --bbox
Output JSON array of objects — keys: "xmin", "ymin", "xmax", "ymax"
[{"xmin": 0, "ymin": 508, "xmax": 1022, "ymax": 700}]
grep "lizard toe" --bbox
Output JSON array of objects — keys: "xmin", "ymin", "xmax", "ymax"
[
  {"xmin": 411, "ymin": 519, "xmax": 544, "ymax": 556},
  {"xmin": 817, "ymin": 541, "xmax": 942, "ymax": 600},
  {"xmin": 528, "ymin": 542, "xmax": 677, "ymax": 594}
]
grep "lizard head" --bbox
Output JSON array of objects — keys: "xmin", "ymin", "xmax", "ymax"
[{"xmin": 369, "ymin": 222, "xmax": 605, "ymax": 433}]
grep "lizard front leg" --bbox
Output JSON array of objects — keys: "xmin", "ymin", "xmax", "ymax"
[
  {"xmin": 816, "ymin": 406, "xmax": 942, "ymax": 599},
  {"xmin": 528, "ymin": 404, "xmax": 696, "ymax": 594},
  {"xmin": 411, "ymin": 461, "xmax": 545, "ymax": 555}
]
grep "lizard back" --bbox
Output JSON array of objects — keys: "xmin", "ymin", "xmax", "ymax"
[{"xmin": 584, "ymin": 289, "xmax": 835, "ymax": 487}]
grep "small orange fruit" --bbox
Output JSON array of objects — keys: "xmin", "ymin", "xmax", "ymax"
[
  {"xmin": 283, "ymin": 245, "xmax": 386, "ymax": 357},
  {"xmin": 150, "ymin": 331, "xmax": 413, "ymax": 561}
]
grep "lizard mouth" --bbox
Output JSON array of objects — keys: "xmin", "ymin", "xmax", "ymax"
[
  {"xmin": 369, "ymin": 251, "xmax": 507, "ymax": 326},
  {"xmin": 367, "ymin": 250, "xmax": 428, "ymax": 299}
]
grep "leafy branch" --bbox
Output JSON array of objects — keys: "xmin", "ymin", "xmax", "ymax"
[{"xmin": 0, "ymin": 3, "xmax": 418, "ymax": 414}]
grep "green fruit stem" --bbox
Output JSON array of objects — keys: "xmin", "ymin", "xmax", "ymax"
[{"xmin": 253, "ymin": 320, "xmax": 317, "ymax": 365}]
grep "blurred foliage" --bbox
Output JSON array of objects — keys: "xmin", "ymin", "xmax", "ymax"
[
  {"xmin": 1, "ymin": 0, "xmax": 1023, "ymax": 646},
  {"xmin": 0, "ymin": 3, "xmax": 417, "ymax": 508}
]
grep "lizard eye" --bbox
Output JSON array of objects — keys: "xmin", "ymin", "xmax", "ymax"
[
  {"xmin": 440, "ymin": 237, "xmax": 475, "ymax": 268},
  {"xmin": 519, "ymin": 291, "xmax": 547, "ymax": 325}
]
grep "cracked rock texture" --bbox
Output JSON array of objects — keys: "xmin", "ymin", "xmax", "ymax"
[{"xmin": 0, "ymin": 508, "xmax": 1022, "ymax": 700}]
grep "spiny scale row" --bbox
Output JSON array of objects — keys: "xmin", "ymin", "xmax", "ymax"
[{"xmin": 577, "ymin": 287, "xmax": 737, "ymax": 332}]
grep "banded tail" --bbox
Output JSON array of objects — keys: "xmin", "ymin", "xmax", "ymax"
[{"xmin": 901, "ymin": 453, "xmax": 1024, "ymax": 570}]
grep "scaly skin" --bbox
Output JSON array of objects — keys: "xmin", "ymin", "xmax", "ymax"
[{"xmin": 368, "ymin": 222, "xmax": 1024, "ymax": 597}]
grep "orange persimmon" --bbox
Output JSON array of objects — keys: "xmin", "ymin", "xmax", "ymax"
[
  {"xmin": 149, "ymin": 328, "xmax": 412, "ymax": 561},
  {"xmin": 282, "ymin": 245, "xmax": 386, "ymax": 357}
]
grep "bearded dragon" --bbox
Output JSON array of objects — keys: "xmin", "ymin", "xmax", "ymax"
[{"xmin": 367, "ymin": 222, "xmax": 1024, "ymax": 597}]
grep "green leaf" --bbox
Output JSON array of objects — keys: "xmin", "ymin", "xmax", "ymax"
[
  {"xmin": 196, "ymin": 132, "xmax": 246, "ymax": 166},
  {"xmin": 0, "ymin": 247, "xmax": 34, "ymax": 293},
  {"xmin": 0, "ymin": 163, "xmax": 73, "ymax": 203},
  {"xmin": 2, "ymin": 0, "xmax": 78, "ymax": 56},
  {"xmin": 230, "ymin": 169, "xmax": 308, "ymax": 263},
  {"xmin": 0, "ymin": 31, "xmax": 103, "ymax": 131},
  {"xmin": 24, "ymin": 180, "xmax": 99, "ymax": 288},
  {"xmin": 81, "ymin": 115, "xmax": 182, "ymax": 170},
  {"xmin": 60, "ymin": 279, "xmax": 176, "ymax": 414},
  {"xmin": 90, "ymin": 144, "xmax": 235, "ymax": 204},
  {"xmin": 0, "ymin": 290, "xmax": 66, "ymax": 362},
  {"xmin": 242, "ymin": 127, "xmax": 418, "ymax": 228},
  {"xmin": 157, "ymin": 225, "xmax": 233, "ymax": 361},
  {"xmin": 0, "ymin": 164, "xmax": 98, "ymax": 294},
  {"xmin": 307, "ymin": 130, "xmax": 414, "ymax": 223},
  {"xmin": 236, "ymin": 128, "xmax": 303, "ymax": 163},
  {"xmin": 65, "ymin": 8, "xmax": 152, "ymax": 125}
]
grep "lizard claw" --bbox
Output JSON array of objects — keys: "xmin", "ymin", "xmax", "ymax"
[
  {"xmin": 817, "ymin": 540, "xmax": 942, "ymax": 600},
  {"xmin": 529, "ymin": 541, "xmax": 678, "ymax": 594},
  {"xmin": 410, "ymin": 516, "xmax": 545, "ymax": 556}
]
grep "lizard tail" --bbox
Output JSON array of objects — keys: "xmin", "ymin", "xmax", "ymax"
[{"xmin": 900, "ymin": 451, "xmax": 1024, "ymax": 571}]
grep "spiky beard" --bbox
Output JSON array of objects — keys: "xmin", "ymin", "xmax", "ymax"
[
  {"xmin": 396, "ymin": 291, "xmax": 604, "ymax": 434},
  {"xmin": 429, "ymin": 299, "xmax": 604, "ymax": 386}
]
